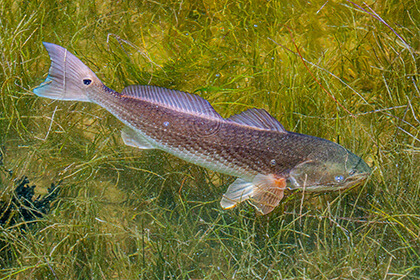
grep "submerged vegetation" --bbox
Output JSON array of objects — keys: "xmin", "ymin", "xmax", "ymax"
[
  {"xmin": 0, "ymin": 0, "xmax": 419, "ymax": 278},
  {"xmin": 0, "ymin": 176, "xmax": 60, "ymax": 227}
]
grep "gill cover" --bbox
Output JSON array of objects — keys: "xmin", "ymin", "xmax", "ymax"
[{"xmin": 33, "ymin": 42, "xmax": 101, "ymax": 101}]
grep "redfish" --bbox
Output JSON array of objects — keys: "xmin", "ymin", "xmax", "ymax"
[{"xmin": 34, "ymin": 43, "xmax": 371, "ymax": 214}]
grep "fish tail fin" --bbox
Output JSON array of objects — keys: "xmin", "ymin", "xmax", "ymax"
[
  {"xmin": 220, "ymin": 174, "xmax": 286, "ymax": 215},
  {"xmin": 33, "ymin": 42, "xmax": 103, "ymax": 102}
]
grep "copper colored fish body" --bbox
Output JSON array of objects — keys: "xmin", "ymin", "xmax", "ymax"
[{"xmin": 34, "ymin": 43, "xmax": 371, "ymax": 214}]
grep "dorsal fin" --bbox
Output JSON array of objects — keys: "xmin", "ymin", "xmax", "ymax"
[
  {"xmin": 227, "ymin": 108, "xmax": 286, "ymax": 132},
  {"xmin": 121, "ymin": 85, "xmax": 222, "ymax": 120}
]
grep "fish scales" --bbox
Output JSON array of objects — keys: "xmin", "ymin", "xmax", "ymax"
[
  {"xmin": 88, "ymin": 86, "xmax": 350, "ymax": 185},
  {"xmin": 101, "ymin": 93, "xmax": 306, "ymax": 175}
]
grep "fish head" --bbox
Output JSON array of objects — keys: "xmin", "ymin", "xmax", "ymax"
[{"xmin": 288, "ymin": 148, "xmax": 371, "ymax": 192}]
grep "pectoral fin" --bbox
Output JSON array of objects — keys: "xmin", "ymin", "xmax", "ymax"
[
  {"xmin": 250, "ymin": 174, "xmax": 286, "ymax": 215},
  {"xmin": 220, "ymin": 174, "xmax": 286, "ymax": 215}
]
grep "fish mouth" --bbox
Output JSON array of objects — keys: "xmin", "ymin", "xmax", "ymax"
[
  {"xmin": 337, "ymin": 172, "xmax": 370, "ymax": 190},
  {"xmin": 289, "ymin": 172, "xmax": 370, "ymax": 192}
]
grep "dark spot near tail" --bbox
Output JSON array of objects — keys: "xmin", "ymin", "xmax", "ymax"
[{"xmin": 83, "ymin": 79, "xmax": 92, "ymax": 85}]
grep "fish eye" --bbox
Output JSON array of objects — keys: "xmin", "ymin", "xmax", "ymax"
[
  {"xmin": 83, "ymin": 79, "xmax": 92, "ymax": 86},
  {"xmin": 335, "ymin": 175, "xmax": 344, "ymax": 182}
]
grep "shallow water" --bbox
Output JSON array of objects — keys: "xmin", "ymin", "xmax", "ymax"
[{"xmin": 0, "ymin": 0, "xmax": 419, "ymax": 278}]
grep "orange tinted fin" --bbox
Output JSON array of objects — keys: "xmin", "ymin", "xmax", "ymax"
[
  {"xmin": 249, "ymin": 174, "xmax": 286, "ymax": 215},
  {"xmin": 220, "ymin": 174, "xmax": 286, "ymax": 215}
]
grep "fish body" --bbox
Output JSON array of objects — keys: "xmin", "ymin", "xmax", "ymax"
[{"xmin": 34, "ymin": 43, "xmax": 371, "ymax": 214}]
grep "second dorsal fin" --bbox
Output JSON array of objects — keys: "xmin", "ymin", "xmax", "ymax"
[
  {"xmin": 121, "ymin": 85, "xmax": 223, "ymax": 120},
  {"xmin": 227, "ymin": 108, "xmax": 286, "ymax": 132}
]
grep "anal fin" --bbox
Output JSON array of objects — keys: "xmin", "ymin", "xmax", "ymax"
[
  {"xmin": 220, "ymin": 174, "xmax": 286, "ymax": 215},
  {"xmin": 121, "ymin": 126, "xmax": 155, "ymax": 150}
]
